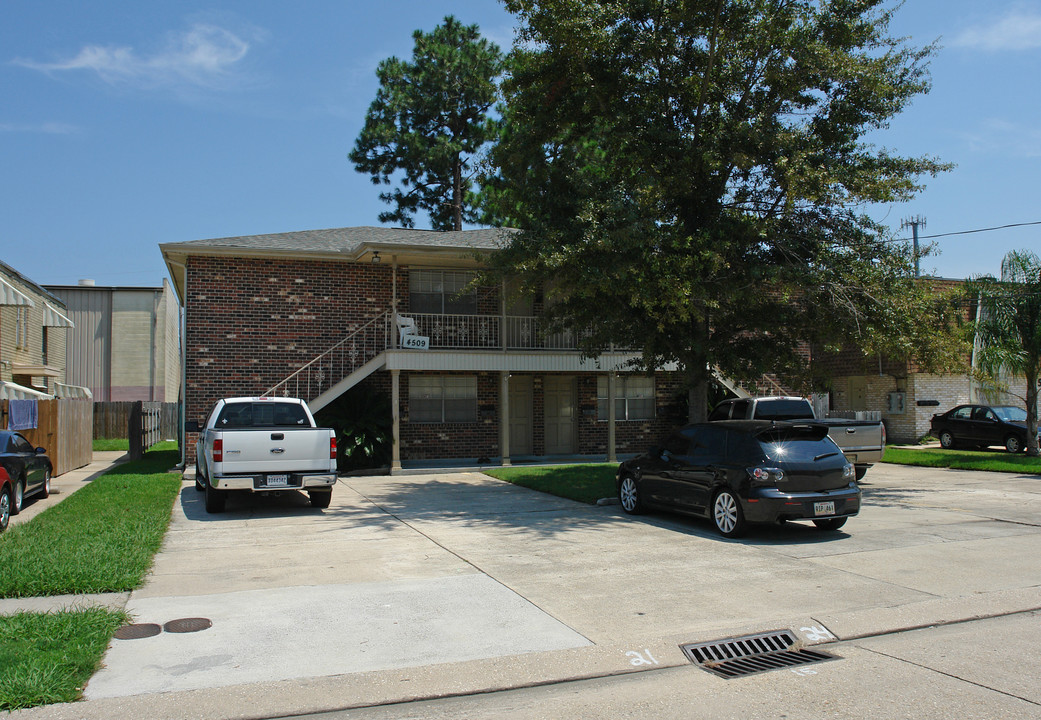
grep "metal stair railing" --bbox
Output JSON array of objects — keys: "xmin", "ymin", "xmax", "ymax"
[{"xmin": 264, "ymin": 312, "xmax": 391, "ymax": 402}]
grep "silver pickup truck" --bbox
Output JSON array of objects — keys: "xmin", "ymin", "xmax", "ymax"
[
  {"xmin": 709, "ymin": 396, "xmax": 885, "ymax": 479},
  {"xmin": 190, "ymin": 397, "xmax": 337, "ymax": 513}
]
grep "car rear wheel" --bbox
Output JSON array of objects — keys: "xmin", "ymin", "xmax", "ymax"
[
  {"xmin": 0, "ymin": 486, "xmax": 10, "ymax": 531},
  {"xmin": 712, "ymin": 490, "xmax": 746, "ymax": 538},
  {"xmin": 204, "ymin": 479, "xmax": 226, "ymax": 513},
  {"xmin": 40, "ymin": 469, "xmax": 51, "ymax": 499},
  {"xmin": 813, "ymin": 517, "xmax": 847, "ymax": 531},
  {"xmin": 1005, "ymin": 435, "xmax": 1024, "ymax": 454},
  {"xmin": 618, "ymin": 476, "xmax": 642, "ymax": 515},
  {"xmin": 308, "ymin": 491, "xmax": 332, "ymax": 508},
  {"xmin": 11, "ymin": 479, "xmax": 24, "ymax": 515},
  {"xmin": 938, "ymin": 430, "xmax": 955, "ymax": 449}
]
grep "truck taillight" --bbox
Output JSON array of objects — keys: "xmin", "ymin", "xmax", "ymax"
[
  {"xmin": 330, "ymin": 436, "xmax": 337, "ymax": 460},
  {"xmin": 213, "ymin": 438, "xmax": 223, "ymax": 463}
]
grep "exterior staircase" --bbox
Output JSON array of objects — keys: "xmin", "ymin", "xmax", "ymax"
[{"xmin": 264, "ymin": 312, "xmax": 391, "ymax": 412}]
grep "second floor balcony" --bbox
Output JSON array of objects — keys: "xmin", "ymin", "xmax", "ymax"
[{"xmin": 400, "ymin": 313, "xmax": 585, "ymax": 351}]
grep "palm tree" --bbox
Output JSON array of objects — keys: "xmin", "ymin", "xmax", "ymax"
[{"xmin": 969, "ymin": 250, "xmax": 1041, "ymax": 456}]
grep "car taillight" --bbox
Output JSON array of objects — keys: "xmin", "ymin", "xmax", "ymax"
[
  {"xmin": 330, "ymin": 436, "xmax": 337, "ymax": 460},
  {"xmin": 213, "ymin": 438, "xmax": 223, "ymax": 463},
  {"xmin": 748, "ymin": 466, "xmax": 784, "ymax": 483}
]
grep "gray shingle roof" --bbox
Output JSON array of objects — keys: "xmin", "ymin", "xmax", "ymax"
[{"xmin": 162, "ymin": 226, "xmax": 517, "ymax": 255}]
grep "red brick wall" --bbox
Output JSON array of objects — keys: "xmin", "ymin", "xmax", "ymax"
[
  {"xmin": 396, "ymin": 370, "xmax": 685, "ymax": 461},
  {"xmin": 399, "ymin": 371, "xmax": 501, "ymax": 460},
  {"xmin": 184, "ymin": 255, "xmax": 392, "ymax": 454}
]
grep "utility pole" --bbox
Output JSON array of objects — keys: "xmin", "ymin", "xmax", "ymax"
[{"xmin": 901, "ymin": 216, "xmax": 926, "ymax": 277}]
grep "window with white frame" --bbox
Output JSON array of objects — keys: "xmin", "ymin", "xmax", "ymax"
[
  {"xmin": 409, "ymin": 270, "xmax": 478, "ymax": 315},
  {"xmin": 597, "ymin": 375, "xmax": 655, "ymax": 421},
  {"xmin": 409, "ymin": 375, "xmax": 478, "ymax": 423}
]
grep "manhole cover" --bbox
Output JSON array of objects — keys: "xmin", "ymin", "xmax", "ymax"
[
  {"xmin": 681, "ymin": 630, "xmax": 839, "ymax": 679},
  {"xmin": 114, "ymin": 623, "xmax": 162, "ymax": 640},
  {"xmin": 163, "ymin": 617, "xmax": 212, "ymax": 633}
]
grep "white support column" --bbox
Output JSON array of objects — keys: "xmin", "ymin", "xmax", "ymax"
[
  {"xmin": 607, "ymin": 371, "xmax": 617, "ymax": 463},
  {"xmin": 500, "ymin": 371, "xmax": 511, "ymax": 466},
  {"xmin": 391, "ymin": 258, "xmax": 399, "ymax": 350},
  {"xmin": 391, "ymin": 369, "xmax": 402, "ymax": 472}
]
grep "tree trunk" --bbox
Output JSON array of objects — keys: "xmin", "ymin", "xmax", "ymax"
[
  {"xmin": 686, "ymin": 307, "xmax": 711, "ymax": 424},
  {"xmin": 688, "ymin": 381, "xmax": 709, "ymax": 424},
  {"xmin": 452, "ymin": 155, "xmax": 463, "ymax": 232},
  {"xmin": 1027, "ymin": 368, "xmax": 1039, "ymax": 457}
]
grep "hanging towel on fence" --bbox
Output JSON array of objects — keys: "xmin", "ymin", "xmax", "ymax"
[{"xmin": 8, "ymin": 399, "xmax": 39, "ymax": 430}]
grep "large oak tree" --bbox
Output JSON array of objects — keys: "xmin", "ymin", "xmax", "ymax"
[{"xmin": 485, "ymin": 0, "xmax": 956, "ymax": 420}]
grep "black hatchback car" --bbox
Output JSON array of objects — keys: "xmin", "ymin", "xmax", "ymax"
[
  {"xmin": 616, "ymin": 421, "xmax": 860, "ymax": 537},
  {"xmin": 929, "ymin": 404, "xmax": 1037, "ymax": 453}
]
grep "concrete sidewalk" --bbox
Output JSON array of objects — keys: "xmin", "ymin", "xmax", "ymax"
[{"xmin": 8, "ymin": 462, "xmax": 1041, "ymax": 719}]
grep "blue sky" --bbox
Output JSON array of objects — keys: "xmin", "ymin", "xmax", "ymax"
[{"xmin": 2, "ymin": 1, "xmax": 1039, "ymax": 288}]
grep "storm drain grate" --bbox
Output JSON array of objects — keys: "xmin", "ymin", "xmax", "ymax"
[{"xmin": 680, "ymin": 630, "xmax": 839, "ymax": 679}]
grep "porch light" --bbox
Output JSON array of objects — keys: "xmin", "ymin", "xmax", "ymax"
[{"xmin": 371, "ymin": 251, "xmax": 381, "ymax": 264}]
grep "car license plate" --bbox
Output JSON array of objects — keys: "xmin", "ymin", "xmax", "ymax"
[
  {"xmin": 266, "ymin": 474, "xmax": 289, "ymax": 488},
  {"xmin": 814, "ymin": 501, "xmax": 835, "ymax": 516}
]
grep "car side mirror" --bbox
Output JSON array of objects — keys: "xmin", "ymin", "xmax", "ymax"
[
  {"xmin": 35, "ymin": 447, "xmax": 46, "ymax": 455},
  {"xmin": 184, "ymin": 420, "xmax": 200, "ymax": 433}
]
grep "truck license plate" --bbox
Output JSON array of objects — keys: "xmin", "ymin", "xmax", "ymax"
[
  {"xmin": 266, "ymin": 474, "xmax": 289, "ymax": 488},
  {"xmin": 814, "ymin": 501, "xmax": 835, "ymax": 516}
]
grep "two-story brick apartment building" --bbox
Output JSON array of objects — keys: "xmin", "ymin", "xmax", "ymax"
[{"xmin": 162, "ymin": 227, "xmax": 689, "ymax": 470}]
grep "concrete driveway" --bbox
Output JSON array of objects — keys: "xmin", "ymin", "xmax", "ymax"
[{"xmin": 15, "ymin": 462, "xmax": 1041, "ymax": 719}]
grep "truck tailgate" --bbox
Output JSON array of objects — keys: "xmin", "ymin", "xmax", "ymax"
[
  {"xmin": 824, "ymin": 423, "xmax": 884, "ymax": 463},
  {"xmin": 215, "ymin": 429, "xmax": 333, "ymax": 474}
]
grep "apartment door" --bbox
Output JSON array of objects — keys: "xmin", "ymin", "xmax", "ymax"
[
  {"xmin": 849, "ymin": 376, "xmax": 868, "ymax": 411},
  {"xmin": 544, "ymin": 376, "xmax": 577, "ymax": 455},
  {"xmin": 509, "ymin": 375, "xmax": 533, "ymax": 456}
]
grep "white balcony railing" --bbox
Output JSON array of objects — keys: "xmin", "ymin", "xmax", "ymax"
[{"xmin": 405, "ymin": 313, "xmax": 581, "ymax": 350}]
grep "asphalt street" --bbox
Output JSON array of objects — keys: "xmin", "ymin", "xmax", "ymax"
[{"xmin": 9, "ymin": 460, "xmax": 1041, "ymax": 720}]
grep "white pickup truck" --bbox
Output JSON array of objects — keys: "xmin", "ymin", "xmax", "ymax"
[
  {"xmin": 190, "ymin": 397, "xmax": 337, "ymax": 513},
  {"xmin": 709, "ymin": 396, "xmax": 886, "ymax": 479}
]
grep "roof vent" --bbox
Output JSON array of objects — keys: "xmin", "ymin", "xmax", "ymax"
[{"xmin": 78, "ymin": 279, "xmax": 96, "ymax": 286}]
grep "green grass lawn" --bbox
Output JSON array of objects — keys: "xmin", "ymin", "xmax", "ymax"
[
  {"xmin": 92, "ymin": 438, "xmax": 129, "ymax": 452},
  {"xmin": 484, "ymin": 463, "xmax": 618, "ymax": 504},
  {"xmin": 0, "ymin": 446, "xmax": 183, "ymax": 598},
  {"xmin": 0, "ymin": 444, "xmax": 183, "ymax": 710},
  {"xmin": 882, "ymin": 447, "xmax": 1041, "ymax": 474},
  {"xmin": 0, "ymin": 608, "xmax": 129, "ymax": 710}
]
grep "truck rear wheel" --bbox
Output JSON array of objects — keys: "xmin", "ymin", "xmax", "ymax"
[
  {"xmin": 205, "ymin": 481, "xmax": 226, "ymax": 513},
  {"xmin": 308, "ymin": 491, "xmax": 332, "ymax": 509}
]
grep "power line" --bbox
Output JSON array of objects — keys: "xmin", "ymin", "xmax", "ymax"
[{"xmin": 897, "ymin": 220, "xmax": 1041, "ymax": 242}]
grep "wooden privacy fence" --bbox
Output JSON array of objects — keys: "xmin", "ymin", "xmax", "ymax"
[
  {"xmin": 128, "ymin": 401, "xmax": 166, "ymax": 460},
  {"xmin": 94, "ymin": 402, "xmax": 178, "ymax": 440},
  {"xmin": 1, "ymin": 398, "xmax": 93, "ymax": 476}
]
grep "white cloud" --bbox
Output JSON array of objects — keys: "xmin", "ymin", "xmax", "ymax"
[
  {"xmin": 13, "ymin": 23, "xmax": 254, "ymax": 90},
  {"xmin": 0, "ymin": 122, "xmax": 79, "ymax": 134},
  {"xmin": 958, "ymin": 118, "xmax": 1041, "ymax": 157},
  {"xmin": 950, "ymin": 7, "xmax": 1041, "ymax": 50}
]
